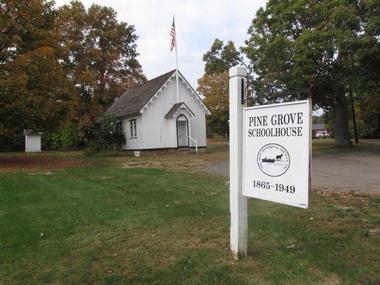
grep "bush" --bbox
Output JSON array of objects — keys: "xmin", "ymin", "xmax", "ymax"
[
  {"xmin": 43, "ymin": 122, "xmax": 81, "ymax": 150},
  {"xmin": 0, "ymin": 134, "xmax": 24, "ymax": 151},
  {"xmin": 60, "ymin": 123, "xmax": 81, "ymax": 150},
  {"xmin": 86, "ymin": 116, "xmax": 125, "ymax": 153}
]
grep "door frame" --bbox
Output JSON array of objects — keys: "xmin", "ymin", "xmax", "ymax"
[{"xmin": 176, "ymin": 114, "xmax": 189, "ymax": 147}]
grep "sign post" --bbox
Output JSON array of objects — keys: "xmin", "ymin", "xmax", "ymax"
[
  {"xmin": 229, "ymin": 66, "xmax": 311, "ymax": 259},
  {"xmin": 229, "ymin": 66, "xmax": 248, "ymax": 259}
]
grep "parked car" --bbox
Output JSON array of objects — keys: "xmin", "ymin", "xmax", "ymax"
[{"xmin": 315, "ymin": 130, "xmax": 329, "ymax": 138}]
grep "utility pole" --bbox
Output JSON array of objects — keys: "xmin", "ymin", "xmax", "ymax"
[{"xmin": 349, "ymin": 87, "xmax": 359, "ymax": 143}]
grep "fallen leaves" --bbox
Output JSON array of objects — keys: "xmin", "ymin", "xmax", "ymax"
[{"xmin": 0, "ymin": 156, "xmax": 89, "ymax": 173}]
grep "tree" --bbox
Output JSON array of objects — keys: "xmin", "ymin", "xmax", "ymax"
[
  {"xmin": 243, "ymin": 0, "xmax": 379, "ymax": 147},
  {"xmin": 356, "ymin": 93, "xmax": 380, "ymax": 138},
  {"xmin": 198, "ymin": 39, "xmax": 241, "ymax": 136},
  {"xmin": 57, "ymin": 1, "xmax": 145, "ymax": 130},
  {"xmin": 0, "ymin": 0, "xmax": 68, "ymax": 149},
  {"xmin": 197, "ymin": 71, "xmax": 229, "ymax": 136},
  {"xmin": 202, "ymin": 39, "xmax": 242, "ymax": 74}
]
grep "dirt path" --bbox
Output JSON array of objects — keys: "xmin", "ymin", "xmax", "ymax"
[{"xmin": 207, "ymin": 151, "xmax": 380, "ymax": 193}]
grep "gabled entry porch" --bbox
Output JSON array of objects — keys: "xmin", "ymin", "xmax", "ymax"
[
  {"xmin": 176, "ymin": 114, "xmax": 189, "ymax": 147},
  {"xmin": 164, "ymin": 102, "xmax": 196, "ymax": 149}
]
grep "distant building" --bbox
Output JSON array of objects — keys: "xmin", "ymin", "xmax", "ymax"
[
  {"xmin": 24, "ymin": 130, "xmax": 42, "ymax": 152},
  {"xmin": 312, "ymin": 123, "xmax": 330, "ymax": 138},
  {"xmin": 312, "ymin": 123, "xmax": 328, "ymax": 132},
  {"xmin": 105, "ymin": 70, "xmax": 210, "ymax": 151}
]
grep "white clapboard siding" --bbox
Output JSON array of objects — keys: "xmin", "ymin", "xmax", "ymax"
[
  {"xmin": 122, "ymin": 73, "xmax": 207, "ymax": 150},
  {"xmin": 121, "ymin": 116, "xmax": 143, "ymax": 150}
]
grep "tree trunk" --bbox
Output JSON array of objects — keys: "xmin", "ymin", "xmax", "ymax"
[{"xmin": 334, "ymin": 95, "xmax": 352, "ymax": 147}]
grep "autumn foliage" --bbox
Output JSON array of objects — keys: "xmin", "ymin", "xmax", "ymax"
[
  {"xmin": 197, "ymin": 72, "xmax": 229, "ymax": 136},
  {"xmin": 0, "ymin": 0, "xmax": 144, "ymax": 150},
  {"xmin": 197, "ymin": 39, "xmax": 241, "ymax": 137}
]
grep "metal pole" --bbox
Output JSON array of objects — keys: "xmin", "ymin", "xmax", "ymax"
[{"xmin": 174, "ymin": 16, "xmax": 180, "ymax": 103}]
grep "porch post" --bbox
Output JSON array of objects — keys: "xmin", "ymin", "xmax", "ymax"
[{"xmin": 188, "ymin": 115, "xmax": 192, "ymax": 147}]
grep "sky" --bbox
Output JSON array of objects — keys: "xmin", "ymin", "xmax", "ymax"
[{"xmin": 54, "ymin": 0, "xmax": 267, "ymax": 88}]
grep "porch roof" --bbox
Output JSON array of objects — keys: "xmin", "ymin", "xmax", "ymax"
[{"xmin": 164, "ymin": 102, "xmax": 195, "ymax": 119}]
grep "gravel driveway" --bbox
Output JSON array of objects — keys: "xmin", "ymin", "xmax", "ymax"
[
  {"xmin": 311, "ymin": 152, "xmax": 380, "ymax": 193},
  {"xmin": 207, "ymin": 147, "xmax": 380, "ymax": 193}
]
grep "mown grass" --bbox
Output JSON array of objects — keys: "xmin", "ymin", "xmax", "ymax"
[
  {"xmin": 312, "ymin": 138, "xmax": 380, "ymax": 155},
  {"xmin": 0, "ymin": 159, "xmax": 379, "ymax": 285}
]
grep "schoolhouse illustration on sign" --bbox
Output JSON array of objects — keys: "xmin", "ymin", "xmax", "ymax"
[{"xmin": 106, "ymin": 70, "xmax": 210, "ymax": 150}]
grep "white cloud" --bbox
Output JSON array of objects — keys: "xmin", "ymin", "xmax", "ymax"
[{"xmin": 55, "ymin": 0, "xmax": 267, "ymax": 87}]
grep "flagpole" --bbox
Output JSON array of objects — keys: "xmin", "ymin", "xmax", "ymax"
[{"xmin": 174, "ymin": 15, "xmax": 179, "ymax": 103}]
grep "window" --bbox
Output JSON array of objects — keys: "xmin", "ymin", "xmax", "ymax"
[
  {"xmin": 129, "ymin": 119, "xmax": 137, "ymax": 138},
  {"xmin": 115, "ymin": 121, "xmax": 122, "ymax": 135}
]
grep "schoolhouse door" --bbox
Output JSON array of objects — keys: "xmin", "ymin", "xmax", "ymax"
[{"xmin": 176, "ymin": 114, "xmax": 189, "ymax": 147}]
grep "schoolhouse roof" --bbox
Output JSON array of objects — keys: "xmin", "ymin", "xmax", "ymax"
[{"xmin": 106, "ymin": 70, "xmax": 176, "ymax": 118}]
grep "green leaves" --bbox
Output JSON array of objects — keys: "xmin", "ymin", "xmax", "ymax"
[
  {"xmin": 86, "ymin": 115, "xmax": 125, "ymax": 152},
  {"xmin": 243, "ymin": 0, "xmax": 380, "ymax": 146},
  {"xmin": 202, "ymin": 39, "xmax": 241, "ymax": 74}
]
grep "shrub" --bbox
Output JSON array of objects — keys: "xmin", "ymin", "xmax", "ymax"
[
  {"xmin": 86, "ymin": 116, "xmax": 125, "ymax": 153},
  {"xmin": 0, "ymin": 134, "xmax": 24, "ymax": 151},
  {"xmin": 43, "ymin": 122, "xmax": 81, "ymax": 150},
  {"xmin": 59, "ymin": 123, "xmax": 81, "ymax": 150}
]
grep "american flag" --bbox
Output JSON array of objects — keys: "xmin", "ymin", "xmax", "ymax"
[{"xmin": 170, "ymin": 17, "xmax": 176, "ymax": 51}]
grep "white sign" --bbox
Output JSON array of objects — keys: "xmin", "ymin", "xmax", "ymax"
[{"xmin": 242, "ymin": 100, "xmax": 311, "ymax": 208}]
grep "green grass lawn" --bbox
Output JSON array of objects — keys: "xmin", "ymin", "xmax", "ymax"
[
  {"xmin": 0, "ymin": 157, "xmax": 380, "ymax": 284},
  {"xmin": 312, "ymin": 138, "xmax": 380, "ymax": 155}
]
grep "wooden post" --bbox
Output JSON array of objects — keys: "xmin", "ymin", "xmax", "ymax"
[{"xmin": 229, "ymin": 66, "xmax": 248, "ymax": 259}]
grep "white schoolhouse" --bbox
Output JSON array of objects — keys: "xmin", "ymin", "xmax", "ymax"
[{"xmin": 106, "ymin": 70, "xmax": 210, "ymax": 151}]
